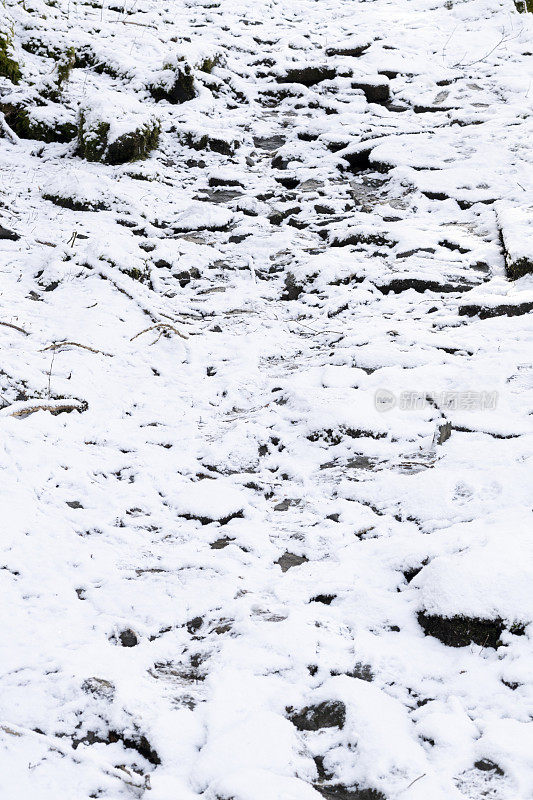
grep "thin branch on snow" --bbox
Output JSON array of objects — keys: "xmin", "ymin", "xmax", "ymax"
[
  {"xmin": 452, "ymin": 28, "xmax": 521, "ymax": 68},
  {"xmin": 0, "ymin": 399, "xmax": 88, "ymax": 418},
  {"xmin": 130, "ymin": 322, "xmax": 189, "ymax": 342},
  {"xmin": 0, "ymin": 321, "xmax": 29, "ymax": 335},
  {"xmin": 40, "ymin": 341, "xmax": 113, "ymax": 356},
  {"xmin": 402, "ymin": 774, "xmax": 427, "ymax": 792}
]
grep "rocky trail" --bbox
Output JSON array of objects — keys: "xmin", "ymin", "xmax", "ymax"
[{"xmin": 0, "ymin": 0, "xmax": 532, "ymax": 798}]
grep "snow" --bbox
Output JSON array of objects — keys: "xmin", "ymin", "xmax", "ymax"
[{"xmin": 0, "ymin": 0, "xmax": 532, "ymax": 797}]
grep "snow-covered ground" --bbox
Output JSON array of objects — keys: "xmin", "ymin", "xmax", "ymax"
[{"xmin": 0, "ymin": 0, "xmax": 532, "ymax": 797}]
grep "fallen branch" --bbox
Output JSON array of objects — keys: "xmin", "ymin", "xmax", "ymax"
[
  {"xmin": 120, "ymin": 19, "xmax": 157, "ymax": 27},
  {"xmin": 130, "ymin": 323, "xmax": 189, "ymax": 343},
  {"xmin": 0, "ymin": 398, "xmax": 88, "ymax": 418},
  {"xmin": 40, "ymin": 341, "xmax": 112, "ymax": 356},
  {"xmin": 0, "ymin": 321, "xmax": 29, "ymax": 335},
  {"xmin": 0, "ymin": 722, "xmax": 147, "ymax": 789}
]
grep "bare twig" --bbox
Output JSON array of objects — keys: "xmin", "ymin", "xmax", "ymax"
[
  {"xmin": 0, "ymin": 321, "xmax": 29, "ymax": 335},
  {"xmin": 452, "ymin": 28, "xmax": 520, "ymax": 68},
  {"xmin": 130, "ymin": 323, "xmax": 189, "ymax": 342},
  {"xmin": 292, "ymin": 319, "xmax": 344, "ymax": 336},
  {"xmin": 403, "ymin": 774, "xmax": 426, "ymax": 792},
  {"xmin": 47, "ymin": 352, "xmax": 55, "ymax": 398},
  {"xmin": 120, "ymin": 18, "xmax": 156, "ymax": 27},
  {"xmin": 0, "ymin": 399, "xmax": 87, "ymax": 418},
  {"xmin": 40, "ymin": 341, "xmax": 112, "ymax": 356}
]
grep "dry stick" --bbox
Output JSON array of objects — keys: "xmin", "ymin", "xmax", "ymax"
[
  {"xmin": 293, "ymin": 319, "xmax": 344, "ymax": 336},
  {"xmin": 40, "ymin": 341, "xmax": 112, "ymax": 356},
  {"xmin": 0, "ymin": 321, "xmax": 29, "ymax": 335},
  {"xmin": 403, "ymin": 774, "xmax": 427, "ymax": 792},
  {"xmin": 130, "ymin": 323, "xmax": 189, "ymax": 342},
  {"xmin": 120, "ymin": 18, "xmax": 156, "ymax": 26},
  {"xmin": 47, "ymin": 352, "xmax": 55, "ymax": 398},
  {"xmin": 6, "ymin": 402, "xmax": 85, "ymax": 418},
  {"xmin": 0, "ymin": 722, "xmax": 146, "ymax": 789}
]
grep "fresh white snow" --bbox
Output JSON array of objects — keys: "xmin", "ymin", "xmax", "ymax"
[{"xmin": 0, "ymin": 0, "xmax": 532, "ymax": 797}]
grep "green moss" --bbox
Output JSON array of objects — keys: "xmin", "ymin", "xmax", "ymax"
[
  {"xmin": 1, "ymin": 102, "xmax": 75, "ymax": 142},
  {"xmin": 77, "ymin": 114, "xmax": 110, "ymax": 161},
  {"xmin": 56, "ymin": 46, "xmax": 75, "ymax": 91},
  {"xmin": 198, "ymin": 54, "xmax": 221, "ymax": 73},
  {"xmin": 124, "ymin": 265, "xmax": 150, "ymax": 283},
  {"xmin": 0, "ymin": 29, "xmax": 21, "ymax": 84},
  {"xmin": 78, "ymin": 111, "xmax": 160, "ymax": 164},
  {"xmin": 514, "ymin": 0, "xmax": 532, "ymax": 11},
  {"xmin": 106, "ymin": 122, "xmax": 160, "ymax": 165}
]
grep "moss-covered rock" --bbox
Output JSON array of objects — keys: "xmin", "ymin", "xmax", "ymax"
[
  {"xmin": 0, "ymin": 24, "xmax": 20, "ymax": 84},
  {"xmin": 77, "ymin": 95, "xmax": 160, "ymax": 164},
  {"xmin": 0, "ymin": 100, "xmax": 77, "ymax": 143}
]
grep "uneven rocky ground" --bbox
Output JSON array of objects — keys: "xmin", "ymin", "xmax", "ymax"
[{"xmin": 0, "ymin": 0, "xmax": 532, "ymax": 797}]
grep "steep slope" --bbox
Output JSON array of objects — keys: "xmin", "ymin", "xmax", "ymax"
[{"xmin": 0, "ymin": 0, "xmax": 532, "ymax": 798}]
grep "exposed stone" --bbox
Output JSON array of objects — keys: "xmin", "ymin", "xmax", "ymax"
[
  {"xmin": 276, "ymin": 552, "xmax": 308, "ymax": 572},
  {"xmin": 314, "ymin": 786, "xmax": 386, "ymax": 800},
  {"xmin": 326, "ymin": 41, "xmax": 372, "ymax": 57},
  {"xmin": 417, "ymin": 613, "xmax": 508, "ymax": 648},
  {"xmin": 0, "ymin": 223, "xmax": 19, "ymax": 240},
  {"xmin": 150, "ymin": 66, "xmax": 195, "ymax": 104},
  {"xmin": 77, "ymin": 103, "xmax": 160, "ymax": 164},
  {"xmin": 459, "ymin": 301, "xmax": 533, "ymax": 319},
  {"xmin": 350, "ymin": 79, "xmax": 390, "ymax": 104},
  {"xmin": 81, "ymin": 677, "xmax": 115, "ymax": 701},
  {"xmin": 475, "ymin": 759, "xmax": 504, "ymax": 775},
  {"xmin": 275, "ymin": 66, "xmax": 337, "ymax": 87},
  {"xmin": 289, "ymin": 700, "xmax": 346, "ymax": 731},
  {"xmin": 119, "ymin": 628, "xmax": 138, "ymax": 647}
]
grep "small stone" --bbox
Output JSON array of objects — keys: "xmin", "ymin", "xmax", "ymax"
[
  {"xmin": 119, "ymin": 628, "xmax": 138, "ymax": 647},
  {"xmin": 276, "ymin": 552, "xmax": 308, "ymax": 572},
  {"xmin": 81, "ymin": 677, "xmax": 115, "ymax": 701},
  {"xmin": 187, "ymin": 616, "xmax": 203, "ymax": 634},
  {"xmin": 475, "ymin": 759, "xmax": 504, "ymax": 775}
]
